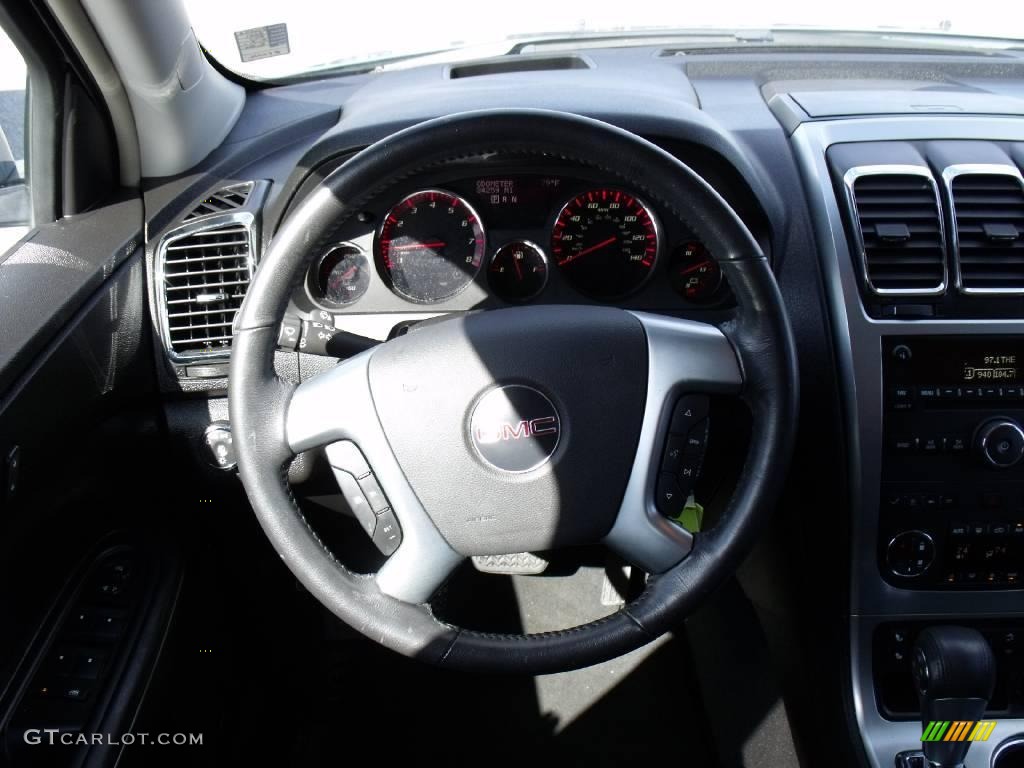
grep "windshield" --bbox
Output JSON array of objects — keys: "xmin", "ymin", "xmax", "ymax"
[{"xmin": 186, "ymin": 0, "xmax": 1024, "ymax": 81}]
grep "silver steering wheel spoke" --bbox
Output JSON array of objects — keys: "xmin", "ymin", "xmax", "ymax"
[
  {"xmin": 604, "ymin": 312, "xmax": 743, "ymax": 573},
  {"xmin": 286, "ymin": 351, "xmax": 463, "ymax": 603}
]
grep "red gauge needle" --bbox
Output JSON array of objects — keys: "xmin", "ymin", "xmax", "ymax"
[
  {"xmin": 558, "ymin": 236, "xmax": 617, "ymax": 266},
  {"xmin": 679, "ymin": 261, "xmax": 713, "ymax": 277},
  {"xmin": 513, "ymin": 256, "xmax": 523, "ymax": 280},
  {"xmin": 339, "ymin": 266, "xmax": 358, "ymax": 280},
  {"xmin": 390, "ymin": 241, "xmax": 446, "ymax": 251}
]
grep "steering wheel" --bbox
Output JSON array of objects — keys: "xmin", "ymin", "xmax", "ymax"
[{"xmin": 229, "ymin": 109, "xmax": 798, "ymax": 674}]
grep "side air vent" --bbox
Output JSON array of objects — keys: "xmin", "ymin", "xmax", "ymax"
[
  {"xmin": 183, "ymin": 182, "xmax": 254, "ymax": 221},
  {"xmin": 158, "ymin": 214, "xmax": 255, "ymax": 362},
  {"xmin": 944, "ymin": 165, "xmax": 1024, "ymax": 295},
  {"xmin": 843, "ymin": 166, "xmax": 947, "ymax": 295}
]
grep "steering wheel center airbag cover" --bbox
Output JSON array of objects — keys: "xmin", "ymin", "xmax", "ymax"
[{"xmin": 367, "ymin": 305, "xmax": 647, "ymax": 556}]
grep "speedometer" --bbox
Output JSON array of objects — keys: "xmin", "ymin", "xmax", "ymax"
[
  {"xmin": 377, "ymin": 189, "xmax": 486, "ymax": 304},
  {"xmin": 551, "ymin": 189, "xmax": 659, "ymax": 299}
]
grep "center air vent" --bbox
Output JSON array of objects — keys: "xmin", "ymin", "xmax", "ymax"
[
  {"xmin": 183, "ymin": 182, "xmax": 254, "ymax": 221},
  {"xmin": 843, "ymin": 166, "xmax": 947, "ymax": 296},
  {"xmin": 945, "ymin": 166, "xmax": 1024, "ymax": 295},
  {"xmin": 158, "ymin": 215, "xmax": 255, "ymax": 362}
]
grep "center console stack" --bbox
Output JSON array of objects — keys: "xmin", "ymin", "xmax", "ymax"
[{"xmin": 881, "ymin": 336, "xmax": 1024, "ymax": 589}]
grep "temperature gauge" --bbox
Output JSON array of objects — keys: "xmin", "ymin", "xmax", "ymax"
[
  {"xmin": 488, "ymin": 240, "xmax": 548, "ymax": 302},
  {"xmin": 670, "ymin": 241, "xmax": 722, "ymax": 303}
]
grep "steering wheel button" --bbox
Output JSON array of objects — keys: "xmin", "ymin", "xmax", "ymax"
[
  {"xmin": 357, "ymin": 474, "xmax": 389, "ymax": 513},
  {"xmin": 330, "ymin": 468, "xmax": 377, "ymax": 536},
  {"xmin": 661, "ymin": 435, "xmax": 686, "ymax": 472},
  {"xmin": 372, "ymin": 508, "xmax": 403, "ymax": 556},
  {"xmin": 669, "ymin": 395, "xmax": 709, "ymax": 434},
  {"xmin": 325, "ymin": 441, "xmax": 371, "ymax": 479},
  {"xmin": 685, "ymin": 419, "xmax": 709, "ymax": 454},
  {"xmin": 656, "ymin": 472, "xmax": 684, "ymax": 516}
]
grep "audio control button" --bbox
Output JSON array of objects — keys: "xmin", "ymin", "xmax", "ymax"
[
  {"xmin": 893, "ymin": 437, "xmax": 918, "ymax": 453},
  {"xmin": 669, "ymin": 395, "xmax": 709, "ymax": 435},
  {"xmin": 975, "ymin": 419, "xmax": 1024, "ymax": 468}
]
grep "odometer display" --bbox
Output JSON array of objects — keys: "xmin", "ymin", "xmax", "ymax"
[
  {"xmin": 377, "ymin": 189, "xmax": 486, "ymax": 304},
  {"xmin": 551, "ymin": 189, "xmax": 659, "ymax": 299}
]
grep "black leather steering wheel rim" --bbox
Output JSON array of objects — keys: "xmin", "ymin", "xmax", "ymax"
[{"xmin": 229, "ymin": 109, "xmax": 798, "ymax": 674}]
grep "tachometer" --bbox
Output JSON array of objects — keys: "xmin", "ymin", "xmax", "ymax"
[
  {"xmin": 377, "ymin": 189, "xmax": 486, "ymax": 303},
  {"xmin": 551, "ymin": 189, "xmax": 659, "ymax": 299}
]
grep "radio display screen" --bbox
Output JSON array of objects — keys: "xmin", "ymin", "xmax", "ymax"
[{"xmin": 886, "ymin": 337, "xmax": 1024, "ymax": 385}]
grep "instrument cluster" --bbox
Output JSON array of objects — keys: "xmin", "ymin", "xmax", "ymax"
[{"xmin": 303, "ymin": 171, "xmax": 731, "ymax": 312}]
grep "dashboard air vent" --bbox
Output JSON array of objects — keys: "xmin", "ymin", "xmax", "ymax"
[
  {"xmin": 184, "ymin": 182, "xmax": 254, "ymax": 221},
  {"xmin": 945, "ymin": 166, "xmax": 1024, "ymax": 295},
  {"xmin": 843, "ymin": 167, "xmax": 947, "ymax": 296},
  {"xmin": 158, "ymin": 216, "xmax": 255, "ymax": 361}
]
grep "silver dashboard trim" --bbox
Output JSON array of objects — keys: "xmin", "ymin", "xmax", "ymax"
[
  {"xmin": 842, "ymin": 164, "xmax": 948, "ymax": 296},
  {"xmin": 286, "ymin": 349, "xmax": 463, "ymax": 603},
  {"xmin": 603, "ymin": 312, "xmax": 743, "ymax": 572},
  {"xmin": 791, "ymin": 116, "xmax": 1024, "ymax": 768},
  {"xmin": 941, "ymin": 163, "xmax": 1024, "ymax": 296}
]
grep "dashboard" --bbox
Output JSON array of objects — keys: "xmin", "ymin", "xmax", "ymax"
[
  {"xmin": 288, "ymin": 162, "xmax": 743, "ymax": 331},
  {"xmin": 131, "ymin": 42, "xmax": 1024, "ymax": 768}
]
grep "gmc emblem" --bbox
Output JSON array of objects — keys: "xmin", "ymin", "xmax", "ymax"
[
  {"xmin": 469, "ymin": 385, "xmax": 561, "ymax": 472},
  {"xmin": 474, "ymin": 416, "xmax": 559, "ymax": 444}
]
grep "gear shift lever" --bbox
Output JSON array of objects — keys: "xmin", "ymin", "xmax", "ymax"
[{"xmin": 911, "ymin": 626, "xmax": 996, "ymax": 768}]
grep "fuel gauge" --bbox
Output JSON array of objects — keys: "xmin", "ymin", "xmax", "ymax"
[
  {"xmin": 670, "ymin": 241, "xmax": 722, "ymax": 303},
  {"xmin": 488, "ymin": 240, "xmax": 548, "ymax": 302}
]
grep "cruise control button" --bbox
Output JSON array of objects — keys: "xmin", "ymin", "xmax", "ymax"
[
  {"xmin": 669, "ymin": 395, "xmax": 709, "ymax": 435},
  {"xmin": 656, "ymin": 472, "xmax": 684, "ymax": 516},
  {"xmin": 661, "ymin": 435, "xmax": 686, "ymax": 473},
  {"xmin": 372, "ymin": 509, "xmax": 402, "ymax": 556},
  {"xmin": 325, "ymin": 441, "xmax": 371, "ymax": 479},
  {"xmin": 357, "ymin": 474, "xmax": 389, "ymax": 513},
  {"xmin": 331, "ymin": 469, "xmax": 377, "ymax": 536}
]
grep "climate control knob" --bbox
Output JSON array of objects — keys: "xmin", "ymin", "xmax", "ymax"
[
  {"xmin": 886, "ymin": 530, "xmax": 935, "ymax": 578},
  {"xmin": 975, "ymin": 418, "xmax": 1024, "ymax": 468}
]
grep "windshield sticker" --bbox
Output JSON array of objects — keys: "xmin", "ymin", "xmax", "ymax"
[{"xmin": 234, "ymin": 23, "xmax": 290, "ymax": 63}]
